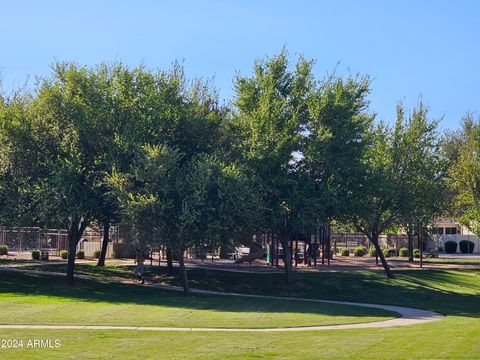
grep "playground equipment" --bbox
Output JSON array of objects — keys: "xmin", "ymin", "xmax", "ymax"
[
  {"xmin": 235, "ymin": 242, "xmax": 265, "ymax": 264},
  {"xmin": 259, "ymin": 224, "xmax": 335, "ymax": 268}
]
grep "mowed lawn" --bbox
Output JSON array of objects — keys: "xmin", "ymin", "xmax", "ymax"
[
  {"xmin": 1, "ymin": 264, "xmax": 480, "ymax": 359},
  {"xmin": 0, "ymin": 272, "xmax": 393, "ymax": 329}
]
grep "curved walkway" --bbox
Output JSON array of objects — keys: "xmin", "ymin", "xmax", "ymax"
[{"xmin": 0, "ymin": 266, "xmax": 445, "ymax": 332}]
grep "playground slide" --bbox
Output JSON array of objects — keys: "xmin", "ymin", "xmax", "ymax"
[{"xmin": 235, "ymin": 248, "xmax": 265, "ymax": 264}]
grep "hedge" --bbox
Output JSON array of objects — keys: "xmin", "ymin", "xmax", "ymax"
[
  {"xmin": 444, "ymin": 241, "xmax": 458, "ymax": 254},
  {"xmin": 354, "ymin": 246, "xmax": 367, "ymax": 257},
  {"xmin": 459, "ymin": 240, "xmax": 475, "ymax": 254},
  {"xmin": 31, "ymin": 250, "xmax": 40, "ymax": 260}
]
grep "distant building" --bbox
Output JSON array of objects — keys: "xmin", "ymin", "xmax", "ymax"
[{"xmin": 432, "ymin": 218, "xmax": 480, "ymax": 254}]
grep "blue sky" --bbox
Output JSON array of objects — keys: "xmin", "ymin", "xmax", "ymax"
[{"xmin": 1, "ymin": 0, "xmax": 479, "ymax": 130}]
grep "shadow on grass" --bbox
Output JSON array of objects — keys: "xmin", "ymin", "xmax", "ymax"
[
  {"xmin": 3, "ymin": 264, "xmax": 480, "ymax": 318},
  {"xmin": 0, "ymin": 270, "xmax": 395, "ymax": 319},
  {"xmin": 156, "ymin": 267, "xmax": 480, "ymax": 318}
]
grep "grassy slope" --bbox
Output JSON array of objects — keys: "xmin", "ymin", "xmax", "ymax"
[
  {"xmin": 19, "ymin": 263, "xmax": 480, "ymax": 314},
  {"xmin": 0, "ymin": 272, "xmax": 391, "ymax": 329},
  {"xmin": 0, "ymin": 264, "xmax": 479, "ymax": 359}
]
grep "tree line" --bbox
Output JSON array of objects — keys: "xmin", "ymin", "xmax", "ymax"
[{"xmin": 0, "ymin": 50, "xmax": 478, "ymax": 294}]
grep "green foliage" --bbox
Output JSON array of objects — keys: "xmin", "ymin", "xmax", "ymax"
[
  {"xmin": 0, "ymin": 245, "xmax": 8, "ymax": 255},
  {"xmin": 387, "ymin": 248, "xmax": 397, "ymax": 257},
  {"xmin": 31, "ymin": 250, "xmax": 40, "ymax": 260},
  {"xmin": 459, "ymin": 240, "xmax": 475, "ymax": 254},
  {"xmin": 444, "ymin": 241, "xmax": 458, "ymax": 254},
  {"xmin": 60, "ymin": 250, "xmax": 68, "ymax": 259},
  {"xmin": 76, "ymin": 250, "xmax": 85, "ymax": 259},
  {"xmin": 93, "ymin": 250, "xmax": 101, "ymax": 259},
  {"xmin": 381, "ymin": 248, "xmax": 397, "ymax": 258},
  {"xmin": 353, "ymin": 246, "xmax": 367, "ymax": 257},
  {"xmin": 413, "ymin": 249, "xmax": 421, "ymax": 258},
  {"xmin": 369, "ymin": 247, "xmax": 377, "ymax": 257},
  {"xmin": 450, "ymin": 115, "xmax": 480, "ymax": 236},
  {"xmin": 396, "ymin": 101, "xmax": 446, "ymax": 247},
  {"xmin": 340, "ymin": 248, "xmax": 350, "ymax": 256},
  {"xmin": 0, "ymin": 54, "xmax": 452, "ymax": 286},
  {"xmin": 234, "ymin": 50, "xmax": 316, "ymax": 238},
  {"xmin": 399, "ymin": 247, "xmax": 409, "ymax": 257},
  {"xmin": 351, "ymin": 100, "xmax": 444, "ymax": 278},
  {"xmin": 303, "ymin": 74, "xmax": 373, "ymax": 221}
]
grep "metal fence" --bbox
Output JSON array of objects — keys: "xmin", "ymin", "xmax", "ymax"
[
  {"xmin": 0, "ymin": 227, "xmax": 68, "ymax": 254},
  {"xmin": 0, "ymin": 226, "xmax": 110, "ymax": 254},
  {"xmin": 331, "ymin": 233, "xmax": 369, "ymax": 252}
]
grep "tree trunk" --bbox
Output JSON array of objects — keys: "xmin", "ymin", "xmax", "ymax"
[
  {"xmin": 66, "ymin": 235, "xmax": 77, "ymax": 285},
  {"xmin": 407, "ymin": 231, "xmax": 414, "ymax": 262},
  {"xmin": 279, "ymin": 232, "xmax": 294, "ymax": 286},
  {"xmin": 371, "ymin": 234, "xmax": 395, "ymax": 279},
  {"xmin": 66, "ymin": 218, "xmax": 89, "ymax": 285},
  {"xmin": 166, "ymin": 247, "xmax": 173, "ymax": 275},
  {"xmin": 177, "ymin": 250, "xmax": 190, "ymax": 296},
  {"xmin": 97, "ymin": 221, "xmax": 110, "ymax": 267}
]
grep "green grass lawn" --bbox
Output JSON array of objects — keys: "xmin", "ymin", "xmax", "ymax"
[
  {"xmin": 0, "ymin": 258, "xmax": 31, "ymax": 265},
  {"xmin": 0, "ymin": 272, "xmax": 392, "ymax": 329},
  {"xmin": 387, "ymin": 257, "xmax": 480, "ymax": 266},
  {"xmin": 17, "ymin": 262, "xmax": 480, "ymax": 315},
  {"xmin": 1, "ymin": 264, "xmax": 480, "ymax": 359},
  {"xmin": 422, "ymin": 257, "xmax": 480, "ymax": 265}
]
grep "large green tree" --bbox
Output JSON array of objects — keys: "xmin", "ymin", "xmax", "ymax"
[
  {"xmin": 303, "ymin": 74, "xmax": 373, "ymax": 242},
  {"xmin": 2, "ymin": 63, "xmax": 133, "ymax": 283},
  {"xmin": 350, "ymin": 121, "xmax": 399, "ymax": 278},
  {"xmin": 234, "ymin": 50, "xmax": 314, "ymax": 286},
  {"xmin": 450, "ymin": 115, "xmax": 480, "ymax": 236},
  {"xmin": 351, "ymin": 102, "xmax": 444, "ymax": 278},
  {"xmin": 111, "ymin": 144, "xmax": 260, "ymax": 295},
  {"xmin": 396, "ymin": 102, "xmax": 446, "ymax": 261},
  {"xmin": 105, "ymin": 65, "xmax": 260, "ymax": 294}
]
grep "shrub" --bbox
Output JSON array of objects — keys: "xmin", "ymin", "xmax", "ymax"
[
  {"xmin": 399, "ymin": 247, "xmax": 408, "ymax": 257},
  {"xmin": 369, "ymin": 247, "xmax": 377, "ymax": 257},
  {"xmin": 413, "ymin": 249, "xmax": 420, "ymax": 258},
  {"xmin": 387, "ymin": 248, "xmax": 397, "ymax": 257},
  {"xmin": 354, "ymin": 246, "xmax": 367, "ymax": 257},
  {"xmin": 76, "ymin": 250, "xmax": 85, "ymax": 259},
  {"xmin": 444, "ymin": 241, "xmax": 457, "ymax": 254},
  {"xmin": 31, "ymin": 250, "xmax": 40, "ymax": 260},
  {"xmin": 0, "ymin": 245, "xmax": 8, "ymax": 255},
  {"xmin": 428, "ymin": 249, "xmax": 439, "ymax": 258},
  {"xmin": 340, "ymin": 248, "xmax": 350, "ymax": 256},
  {"xmin": 93, "ymin": 250, "xmax": 101, "ymax": 259},
  {"xmin": 382, "ymin": 249, "xmax": 391, "ymax": 258},
  {"xmin": 459, "ymin": 240, "xmax": 475, "ymax": 254},
  {"xmin": 60, "ymin": 250, "xmax": 68, "ymax": 259}
]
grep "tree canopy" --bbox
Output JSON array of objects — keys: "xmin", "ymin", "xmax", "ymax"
[{"xmin": 0, "ymin": 51, "xmax": 464, "ymax": 286}]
